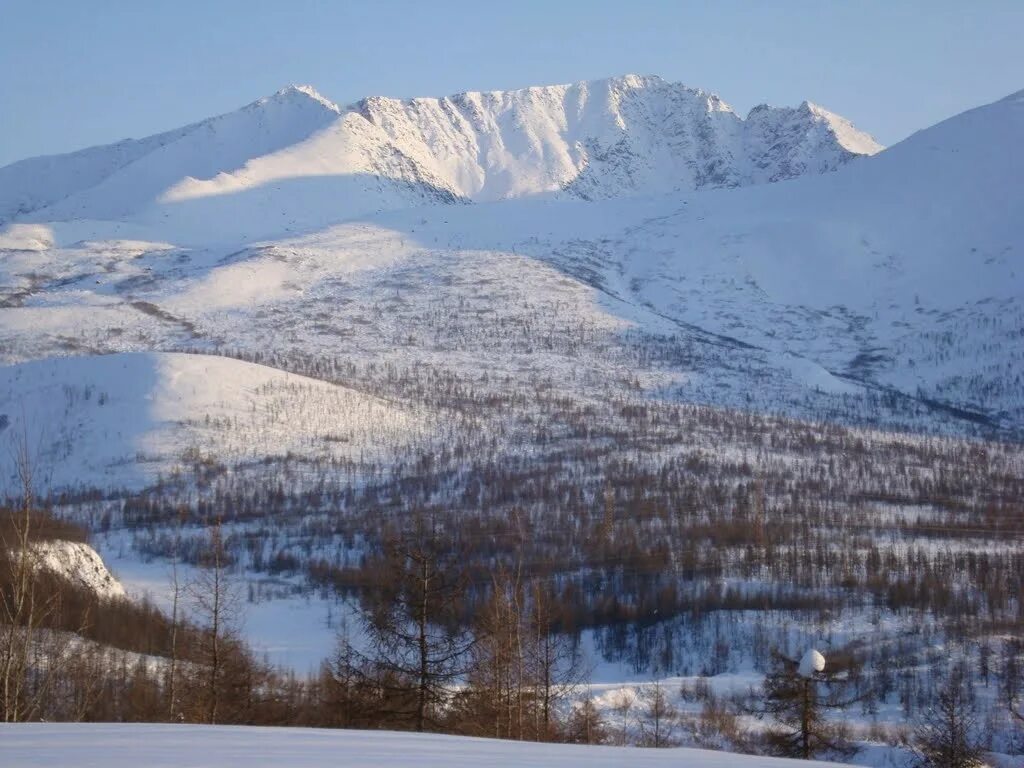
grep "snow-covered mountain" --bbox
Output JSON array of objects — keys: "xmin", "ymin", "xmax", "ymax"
[
  {"xmin": 0, "ymin": 82, "xmax": 1020, "ymax": 468},
  {"xmin": 0, "ymin": 75, "xmax": 879, "ymax": 233},
  {"xmin": 0, "ymin": 86, "xmax": 345, "ymax": 223},
  {"xmin": 0, "ymin": 84, "xmax": 462, "ymax": 236}
]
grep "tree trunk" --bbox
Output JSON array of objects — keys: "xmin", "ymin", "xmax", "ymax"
[{"xmin": 416, "ymin": 555, "xmax": 429, "ymax": 732}]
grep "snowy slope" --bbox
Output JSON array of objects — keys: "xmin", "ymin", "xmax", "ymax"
[
  {"xmin": 0, "ymin": 86, "xmax": 343, "ymax": 223},
  {"xmin": 0, "ymin": 75, "xmax": 879, "ymax": 237},
  {"xmin": 0, "ymin": 352, "xmax": 433, "ymax": 490},
  {"xmin": 355, "ymin": 85, "xmax": 1020, "ymax": 427},
  {"xmin": 0, "ymin": 723, "xmax": 855, "ymax": 768},
  {"xmin": 596, "ymin": 83, "xmax": 1024, "ymax": 424},
  {"xmin": 0, "ymin": 87, "xmax": 461, "ymax": 242}
]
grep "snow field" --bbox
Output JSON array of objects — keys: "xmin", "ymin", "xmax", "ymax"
[{"xmin": 0, "ymin": 723, "xmax": 856, "ymax": 768}]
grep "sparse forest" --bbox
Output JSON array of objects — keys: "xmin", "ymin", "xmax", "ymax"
[{"xmin": 4, "ymin": 368, "xmax": 1022, "ymax": 760}]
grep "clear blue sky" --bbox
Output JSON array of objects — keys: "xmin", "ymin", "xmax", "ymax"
[{"xmin": 1, "ymin": 0, "xmax": 1021, "ymax": 167}]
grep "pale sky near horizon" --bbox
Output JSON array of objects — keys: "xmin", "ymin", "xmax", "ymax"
[{"xmin": 0, "ymin": 0, "xmax": 1021, "ymax": 167}]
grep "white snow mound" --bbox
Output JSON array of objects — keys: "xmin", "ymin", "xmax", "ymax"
[{"xmin": 798, "ymin": 648, "xmax": 826, "ymax": 678}]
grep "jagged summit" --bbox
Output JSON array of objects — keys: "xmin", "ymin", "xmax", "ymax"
[
  {"xmin": 346, "ymin": 73, "xmax": 881, "ymax": 201},
  {"xmin": 460, "ymin": 73, "xmax": 729, "ymax": 108},
  {"xmin": 261, "ymin": 84, "xmax": 342, "ymax": 113},
  {"xmin": 798, "ymin": 101, "xmax": 884, "ymax": 155},
  {"xmin": 747, "ymin": 99, "xmax": 882, "ymax": 157}
]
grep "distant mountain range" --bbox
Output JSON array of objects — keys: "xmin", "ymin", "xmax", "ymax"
[{"xmin": 0, "ymin": 75, "xmax": 880, "ymax": 228}]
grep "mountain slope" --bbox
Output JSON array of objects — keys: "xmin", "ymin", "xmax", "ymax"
[
  {"xmin": 600, "ymin": 82, "xmax": 1024, "ymax": 424},
  {"xmin": 0, "ymin": 88, "xmax": 1019, "ymax": 439},
  {"xmin": 0, "ymin": 86, "xmax": 343, "ymax": 224},
  {"xmin": 0, "ymin": 75, "xmax": 880, "ymax": 236}
]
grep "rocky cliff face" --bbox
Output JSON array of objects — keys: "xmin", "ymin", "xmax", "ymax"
[{"xmin": 353, "ymin": 74, "xmax": 881, "ymax": 201}]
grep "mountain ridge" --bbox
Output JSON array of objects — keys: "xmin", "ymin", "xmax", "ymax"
[{"xmin": 0, "ymin": 74, "xmax": 881, "ymax": 226}]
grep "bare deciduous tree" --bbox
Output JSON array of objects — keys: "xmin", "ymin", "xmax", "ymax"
[
  {"xmin": 610, "ymin": 686, "xmax": 636, "ymax": 746},
  {"xmin": 360, "ymin": 516, "xmax": 475, "ymax": 732},
  {"xmin": 0, "ymin": 434, "xmax": 81, "ymax": 722},
  {"xmin": 188, "ymin": 516, "xmax": 241, "ymax": 725},
  {"xmin": 637, "ymin": 679, "xmax": 679, "ymax": 748},
  {"xmin": 166, "ymin": 507, "xmax": 187, "ymax": 722},
  {"xmin": 914, "ymin": 668, "xmax": 985, "ymax": 768}
]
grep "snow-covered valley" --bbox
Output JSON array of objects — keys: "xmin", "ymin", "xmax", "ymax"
[{"xmin": 0, "ymin": 74, "xmax": 1022, "ymax": 762}]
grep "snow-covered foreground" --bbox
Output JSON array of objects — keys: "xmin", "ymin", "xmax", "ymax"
[{"xmin": 0, "ymin": 724, "xmax": 852, "ymax": 768}]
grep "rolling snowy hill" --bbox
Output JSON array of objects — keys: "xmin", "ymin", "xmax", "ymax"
[{"xmin": 0, "ymin": 352, "xmax": 434, "ymax": 490}]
